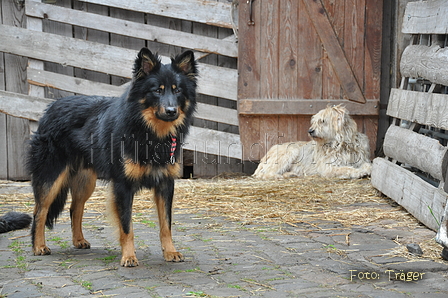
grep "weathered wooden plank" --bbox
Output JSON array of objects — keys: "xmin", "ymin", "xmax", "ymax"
[
  {"xmin": 190, "ymin": 15, "xmax": 220, "ymax": 178},
  {"xmin": 2, "ymin": 0, "xmax": 29, "ymax": 180},
  {"xmin": 196, "ymin": 65, "xmax": 236, "ymax": 101},
  {"xmin": 321, "ymin": 0, "xmax": 344, "ymax": 99},
  {"xmin": 383, "ymin": 125, "xmax": 448, "ymax": 181},
  {"xmin": 0, "ymin": 90, "xmax": 53, "ymax": 121},
  {"xmin": 0, "ymin": 114, "xmax": 7, "ymax": 180},
  {"xmin": 259, "ymin": 0, "xmax": 280, "ymax": 98},
  {"xmin": 146, "ymin": 12, "xmax": 183, "ymax": 58},
  {"xmin": 344, "ymin": 0, "xmax": 365, "ymax": 96},
  {"xmin": 27, "ymin": 68, "xmax": 124, "ymax": 97},
  {"xmin": 0, "ymin": 2, "xmax": 6, "ymax": 180},
  {"xmin": 402, "ymin": 0, "xmax": 448, "ymax": 34},
  {"xmin": 80, "ymin": 0, "xmax": 233, "ymax": 28},
  {"xmin": 0, "ymin": 23, "xmax": 131, "ymax": 76},
  {"xmin": 0, "ymin": 15, "xmax": 3, "ymax": 92},
  {"xmin": 239, "ymin": 115, "xmax": 261, "ymax": 161},
  {"xmin": 41, "ymin": 0, "xmax": 74, "ymax": 99},
  {"xmin": 108, "ymin": 6, "xmax": 145, "ymax": 88},
  {"xmin": 237, "ymin": 0, "xmax": 260, "ymax": 100},
  {"xmin": 183, "ymin": 127, "xmax": 241, "ymax": 160},
  {"xmin": 278, "ymin": 0, "xmax": 299, "ymax": 98},
  {"xmin": 278, "ymin": 115, "xmax": 298, "ymax": 144},
  {"xmin": 359, "ymin": 115, "xmax": 378, "ymax": 160},
  {"xmin": 387, "ymin": 88, "xmax": 448, "ymax": 129},
  {"xmin": 27, "ymin": 0, "xmax": 46, "ymax": 100},
  {"xmin": 278, "ymin": 1, "xmax": 302, "ymax": 146},
  {"xmin": 216, "ymin": 0, "xmax": 241, "ymax": 175},
  {"xmin": 364, "ymin": 0, "xmax": 383, "ymax": 100},
  {"xmin": 73, "ymin": 1, "xmax": 111, "ymax": 86},
  {"xmin": 196, "ymin": 103, "xmax": 238, "ymax": 127},
  {"xmin": 6, "ymin": 116, "xmax": 29, "ymax": 180},
  {"xmin": 0, "ymin": 24, "xmax": 237, "ymax": 101},
  {"xmin": 302, "ymin": 0, "xmax": 366, "ymax": 103},
  {"xmin": 2, "ymin": 3, "xmax": 28, "ymax": 95},
  {"xmin": 297, "ymin": 0, "xmax": 322, "ymax": 99},
  {"xmin": 371, "ymin": 157, "xmax": 446, "ymax": 231},
  {"xmin": 400, "ymin": 45, "xmax": 448, "ymax": 86},
  {"xmin": 238, "ymin": 99, "xmax": 379, "ymax": 116},
  {"xmin": 237, "ymin": 0, "xmax": 261, "ymax": 161},
  {"xmin": 259, "ymin": 116, "xmax": 280, "ymax": 162},
  {"xmin": 25, "ymin": 1, "xmax": 237, "ymax": 58},
  {"xmin": 277, "ymin": 0, "xmax": 301, "ymax": 142}
]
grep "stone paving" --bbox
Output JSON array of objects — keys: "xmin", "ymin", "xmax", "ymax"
[{"xmin": 1, "ymin": 182, "xmax": 448, "ymax": 297}]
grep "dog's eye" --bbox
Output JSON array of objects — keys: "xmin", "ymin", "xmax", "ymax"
[
  {"xmin": 173, "ymin": 88, "xmax": 181, "ymax": 94},
  {"xmin": 154, "ymin": 88, "xmax": 162, "ymax": 94}
]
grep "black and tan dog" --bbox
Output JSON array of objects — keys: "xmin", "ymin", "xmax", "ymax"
[{"xmin": 27, "ymin": 48, "xmax": 198, "ymax": 267}]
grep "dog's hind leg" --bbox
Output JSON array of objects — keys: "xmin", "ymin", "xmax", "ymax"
[
  {"xmin": 253, "ymin": 142, "xmax": 308, "ymax": 179},
  {"xmin": 32, "ymin": 166, "xmax": 70, "ymax": 255},
  {"xmin": 154, "ymin": 178, "xmax": 184, "ymax": 262},
  {"xmin": 69, "ymin": 169, "xmax": 97, "ymax": 249}
]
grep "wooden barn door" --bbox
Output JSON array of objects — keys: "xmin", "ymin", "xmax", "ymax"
[{"xmin": 238, "ymin": 0, "xmax": 383, "ymax": 162}]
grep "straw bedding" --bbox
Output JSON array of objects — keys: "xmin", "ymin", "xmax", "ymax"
[{"xmin": 0, "ymin": 175, "xmax": 444, "ymax": 262}]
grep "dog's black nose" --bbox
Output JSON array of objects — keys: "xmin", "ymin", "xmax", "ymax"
[
  {"xmin": 308, "ymin": 129, "xmax": 314, "ymax": 136},
  {"xmin": 165, "ymin": 107, "xmax": 178, "ymax": 117}
]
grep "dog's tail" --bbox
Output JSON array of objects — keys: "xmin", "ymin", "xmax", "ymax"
[{"xmin": 0, "ymin": 212, "xmax": 32, "ymax": 233}]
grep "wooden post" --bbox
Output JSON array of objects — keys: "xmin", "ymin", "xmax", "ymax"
[{"xmin": 2, "ymin": 0, "xmax": 29, "ymax": 180}]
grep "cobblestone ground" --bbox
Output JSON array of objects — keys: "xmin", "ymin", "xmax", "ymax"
[{"xmin": 1, "ymin": 181, "xmax": 448, "ymax": 298}]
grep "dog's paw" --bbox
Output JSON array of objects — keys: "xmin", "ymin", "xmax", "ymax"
[
  {"xmin": 361, "ymin": 163, "xmax": 372, "ymax": 176},
  {"xmin": 121, "ymin": 255, "xmax": 139, "ymax": 267},
  {"xmin": 73, "ymin": 239, "xmax": 91, "ymax": 249},
  {"xmin": 282, "ymin": 171, "xmax": 299, "ymax": 178},
  {"xmin": 33, "ymin": 245, "xmax": 51, "ymax": 256},
  {"xmin": 352, "ymin": 163, "xmax": 372, "ymax": 178},
  {"xmin": 164, "ymin": 251, "xmax": 184, "ymax": 262}
]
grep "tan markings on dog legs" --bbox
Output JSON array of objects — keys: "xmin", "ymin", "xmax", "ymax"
[
  {"xmin": 69, "ymin": 169, "xmax": 97, "ymax": 249},
  {"xmin": 154, "ymin": 192, "xmax": 184, "ymax": 262},
  {"xmin": 106, "ymin": 183, "xmax": 138, "ymax": 267},
  {"xmin": 119, "ymin": 223, "xmax": 138, "ymax": 267},
  {"xmin": 33, "ymin": 167, "xmax": 70, "ymax": 255}
]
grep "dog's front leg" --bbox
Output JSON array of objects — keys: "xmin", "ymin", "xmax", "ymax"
[
  {"xmin": 110, "ymin": 182, "xmax": 138, "ymax": 267},
  {"xmin": 154, "ymin": 178, "xmax": 184, "ymax": 262},
  {"xmin": 326, "ymin": 163, "xmax": 372, "ymax": 179}
]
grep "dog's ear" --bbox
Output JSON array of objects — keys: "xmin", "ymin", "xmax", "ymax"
[
  {"xmin": 171, "ymin": 51, "xmax": 198, "ymax": 81},
  {"xmin": 133, "ymin": 48, "xmax": 161, "ymax": 80},
  {"xmin": 333, "ymin": 105, "xmax": 347, "ymax": 122}
]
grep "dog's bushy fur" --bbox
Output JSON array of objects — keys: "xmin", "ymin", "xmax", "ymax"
[
  {"xmin": 253, "ymin": 105, "xmax": 371, "ymax": 179},
  {"xmin": 0, "ymin": 212, "xmax": 32, "ymax": 233},
  {"xmin": 27, "ymin": 48, "xmax": 198, "ymax": 266}
]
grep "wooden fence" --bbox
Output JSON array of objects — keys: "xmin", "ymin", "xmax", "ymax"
[
  {"xmin": 0, "ymin": 0, "xmax": 243, "ymax": 179},
  {"xmin": 371, "ymin": 0, "xmax": 448, "ymax": 238}
]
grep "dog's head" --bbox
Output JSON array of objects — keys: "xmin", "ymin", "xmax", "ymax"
[
  {"xmin": 129, "ymin": 48, "xmax": 198, "ymax": 135},
  {"xmin": 308, "ymin": 105, "xmax": 357, "ymax": 144}
]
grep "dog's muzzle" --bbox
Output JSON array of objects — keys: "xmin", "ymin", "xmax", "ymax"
[
  {"xmin": 157, "ymin": 107, "xmax": 179, "ymax": 121},
  {"xmin": 308, "ymin": 128, "xmax": 316, "ymax": 137}
]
